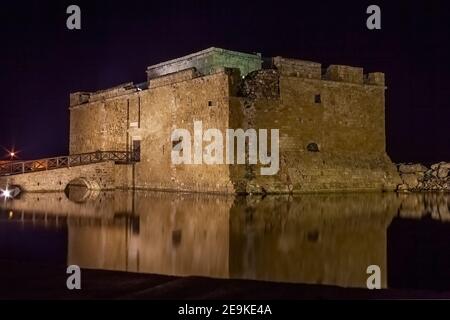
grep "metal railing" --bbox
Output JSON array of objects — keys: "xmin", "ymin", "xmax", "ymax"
[{"xmin": 0, "ymin": 151, "xmax": 135, "ymax": 176}]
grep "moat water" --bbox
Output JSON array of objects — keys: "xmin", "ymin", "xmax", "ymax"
[{"xmin": 1, "ymin": 188, "xmax": 450, "ymax": 292}]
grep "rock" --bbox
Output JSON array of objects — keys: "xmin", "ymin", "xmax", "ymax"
[
  {"xmin": 415, "ymin": 172, "xmax": 425, "ymax": 181},
  {"xmin": 431, "ymin": 162, "xmax": 450, "ymax": 170},
  {"xmin": 240, "ymin": 70, "xmax": 280, "ymax": 99},
  {"xmin": 431, "ymin": 163, "xmax": 441, "ymax": 170},
  {"xmin": 400, "ymin": 173, "xmax": 419, "ymax": 188},
  {"xmin": 396, "ymin": 161, "xmax": 450, "ymax": 192},
  {"xmin": 437, "ymin": 167, "xmax": 449, "ymax": 178},
  {"xmin": 431, "ymin": 161, "xmax": 450, "ymax": 170},
  {"xmin": 398, "ymin": 163, "xmax": 427, "ymax": 174}
]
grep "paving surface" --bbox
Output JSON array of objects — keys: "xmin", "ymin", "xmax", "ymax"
[{"xmin": 1, "ymin": 260, "xmax": 449, "ymax": 300}]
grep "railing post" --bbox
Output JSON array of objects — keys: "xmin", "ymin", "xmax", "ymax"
[{"xmin": 22, "ymin": 162, "xmax": 24, "ymax": 174}]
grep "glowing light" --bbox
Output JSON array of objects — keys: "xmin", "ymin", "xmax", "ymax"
[
  {"xmin": 10, "ymin": 152, "xmax": 15, "ymax": 157},
  {"xmin": 9, "ymin": 211, "xmax": 13, "ymax": 219},
  {"xmin": 1, "ymin": 188, "xmax": 11, "ymax": 198}
]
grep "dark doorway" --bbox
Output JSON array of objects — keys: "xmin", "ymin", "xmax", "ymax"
[{"xmin": 132, "ymin": 140, "xmax": 141, "ymax": 162}]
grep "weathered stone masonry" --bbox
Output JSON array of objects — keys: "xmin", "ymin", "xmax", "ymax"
[
  {"xmin": 69, "ymin": 47, "xmax": 401, "ymax": 193},
  {"xmin": 0, "ymin": 161, "xmax": 120, "ymax": 192}
]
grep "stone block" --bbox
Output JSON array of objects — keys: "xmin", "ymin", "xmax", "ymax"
[{"xmin": 325, "ymin": 65, "xmax": 364, "ymax": 84}]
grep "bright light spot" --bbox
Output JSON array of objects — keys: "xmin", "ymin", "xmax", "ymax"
[
  {"xmin": 1, "ymin": 189, "xmax": 11, "ymax": 198},
  {"xmin": 9, "ymin": 211, "xmax": 13, "ymax": 219},
  {"xmin": 10, "ymin": 152, "xmax": 15, "ymax": 157}
]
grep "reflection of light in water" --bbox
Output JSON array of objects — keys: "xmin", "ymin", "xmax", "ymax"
[
  {"xmin": 2, "ymin": 191, "xmax": 450, "ymax": 290},
  {"xmin": 2, "ymin": 189, "xmax": 11, "ymax": 198},
  {"xmin": 64, "ymin": 179, "xmax": 100, "ymax": 203},
  {"xmin": 63, "ymin": 192, "xmax": 402, "ymax": 288},
  {"xmin": 1, "ymin": 185, "xmax": 21, "ymax": 199}
]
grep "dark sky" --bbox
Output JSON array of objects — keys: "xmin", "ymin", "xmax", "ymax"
[{"xmin": 0, "ymin": 0, "xmax": 449, "ymax": 164}]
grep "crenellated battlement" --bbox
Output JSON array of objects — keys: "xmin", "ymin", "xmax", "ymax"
[
  {"xmin": 272, "ymin": 57, "xmax": 322, "ymax": 79},
  {"xmin": 270, "ymin": 57, "xmax": 385, "ymax": 86},
  {"xmin": 70, "ymin": 82, "xmax": 148, "ymax": 107},
  {"xmin": 70, "ymin": 48, "xmax": 386, "ymax": 108},
  {"xmin": 324, "ymin": 64, "xmax": 364, "ymax": 84}
]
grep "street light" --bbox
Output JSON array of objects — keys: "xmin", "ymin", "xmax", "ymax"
[
  {"xmin": 2, "ymin": 147, "xmax": 19, "ymax": 161},
  {"xmin": 8, "ymin": 151, "xmax": 17, "ymax": 161}
]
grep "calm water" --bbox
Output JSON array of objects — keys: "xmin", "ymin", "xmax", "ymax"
[{"xmin": 1, "ymin": 188, "xmax": 450, "ymax": 291}]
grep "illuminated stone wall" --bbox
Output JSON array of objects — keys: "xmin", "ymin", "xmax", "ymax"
[
  {"xmin": 70, "ymin": 69, "xmax": 237, "ymax": 193},
  {"xmin": 231, "ymin": 59, "xmax": 401, "ymax": 193},
  {"xmin": 68, "ymin": 49, "xmax": 400, "ymax": 193},
  {"xmin": 0, "ymin": 161, "xmax": 117, "ymax": 192}
]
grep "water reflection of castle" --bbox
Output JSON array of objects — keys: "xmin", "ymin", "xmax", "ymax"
[{"xmin": 3, "ymin": 191, "xmax": 450, "ymax": 289}]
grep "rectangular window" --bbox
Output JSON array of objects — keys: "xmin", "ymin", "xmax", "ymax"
[{"xmin": 314, "ymin": 94, "xmax": 321, "ymax": 104}]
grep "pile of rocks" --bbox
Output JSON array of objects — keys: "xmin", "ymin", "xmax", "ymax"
[
  {"xmin": 239, "ymin": 69, "xmax": 280, "ymax": 99},
  {"xmin": 397, "ymin": 162, "xmax": 450, "ymax": 192}
]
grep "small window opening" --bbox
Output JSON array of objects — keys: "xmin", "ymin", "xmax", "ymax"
[
  {"xmin": 314, "ymin": 94, "xmax": 321, "ymax": 104},
  {"xmin": 208, "ymin": 100, "xmax": 218, "ymax": 107},
  {"xmin": 307, "ymin": 142, "xmax": 320, "ymax": 152}
]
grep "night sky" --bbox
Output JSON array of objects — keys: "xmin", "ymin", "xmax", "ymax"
[{"xmin": 0, "ymin": 0, "xmax": 449, "ymax": 164}]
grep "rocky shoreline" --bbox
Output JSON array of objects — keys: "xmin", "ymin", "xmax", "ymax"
[{"xmin": 397, "ymin": 162, "xmax": 450, "ymax": 192}]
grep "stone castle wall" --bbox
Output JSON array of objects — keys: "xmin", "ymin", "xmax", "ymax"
[
  {"xmin": 71, "ymin": 69, "xmax": 236, "ymax": 193},
  {"xmin": 230, "ymin": 60, "xmax": 400, "ymax": 193},
  {"xmin": 68, "ymin": 49, "xmax": 400, "ymax": 193}
]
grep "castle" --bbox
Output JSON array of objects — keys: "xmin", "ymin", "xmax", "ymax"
[{"xmin": 69, "ymin": 47, "xmax": 401, "ymax": 193}]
